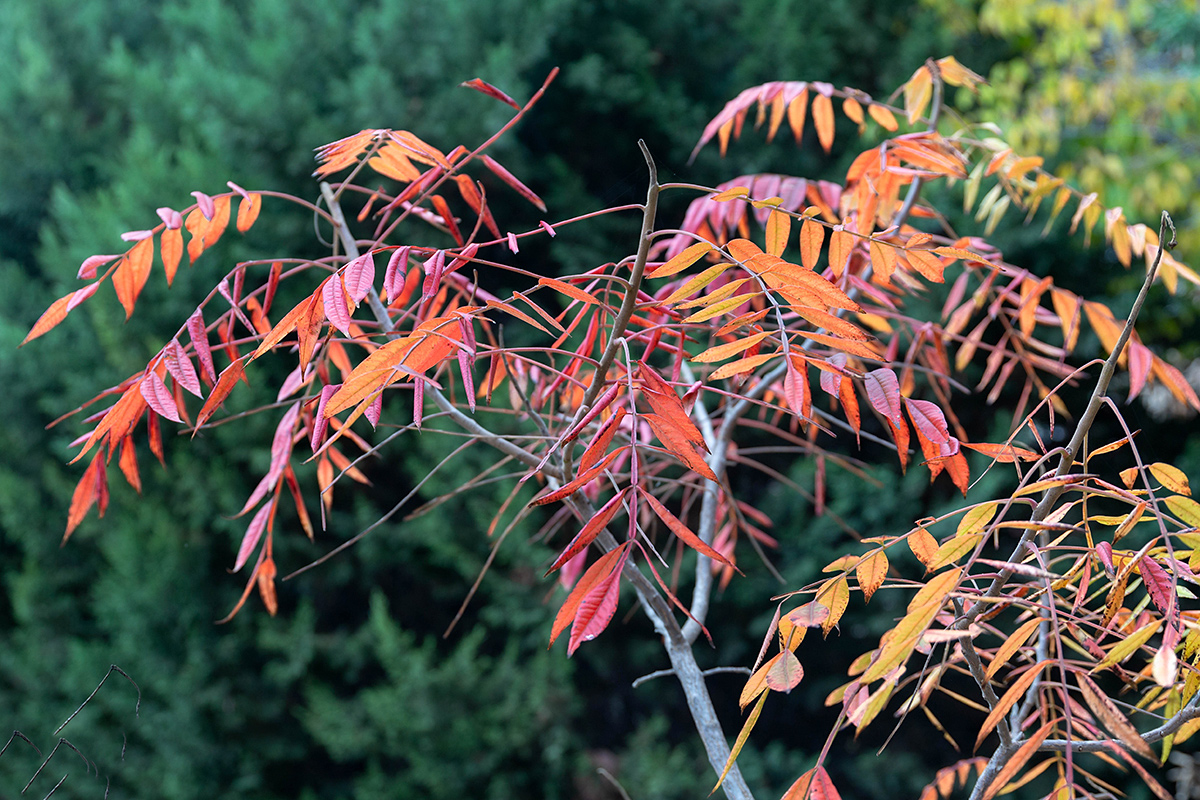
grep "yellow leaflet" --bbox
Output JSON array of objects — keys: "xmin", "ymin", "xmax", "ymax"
[
  {"xmin": 663, "ymin": 262, "xmax": 733, "ymax": 305},
  {"xmin": 1093, "ymin": 619, "xmax": 1161, "ymax": 672},
  {"xmin": 928, "ymin": 534, "xmax": 981, "ymax": 571},
  {"xmin": 648, "ymin": 241, "xmax": 714, "ymax": 278},
  {"xmin": 713, "ymin": 691, "xmax": 767, "ymax": 793},
  {"xmin": 711, "ymin": 186, "xmax": 749, "ymax": 202},
  {"xmin": 819, "ymin": 575, "xmax": 851, "ymax": 635},
  {"xmin": 861, "ymin": 568, "xmax": 960, "ymax": 683},
  {"xmin": 692, "ymin": 331, "xmax": 773, "ymax": 363},
  {"xmin": 856, "ymin": 550, "xmax": 888, "ymax": 603},
  {"xmin": 674, "ymin": 277, "xmax": 750, "ymax": 309},
  {"xmin": 710, "ymin": 353, "xmax": 778, "ymax": 381},
  {"xmin": 1166, "ymin": 495, "xmax": 1200, "ymax": 528},
  {"xmin": 683, "ymin": 293, "xmax": 759, "ymax": 323},
  {"xmin": 1149, "ymin": 463, "xmax": 1191, "ymax": 496},
  {"xmin": 957, "ymin": 502, "xmax": 998, "ymax": 536}
]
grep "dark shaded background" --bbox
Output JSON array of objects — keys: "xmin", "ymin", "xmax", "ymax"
[{"xmin": 1, "ymin": 1, "xmax": 1197, "ymax": 798}]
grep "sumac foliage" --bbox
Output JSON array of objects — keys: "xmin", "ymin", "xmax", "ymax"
[{"xmin": 25, "ymin": 59, "xmax": 1200, "ymax": 800}]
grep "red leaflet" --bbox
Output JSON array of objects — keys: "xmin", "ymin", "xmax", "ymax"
[
  {"xmin": 196, "ymin": 357, "xmax": 248, "ymax": 429},
  {"xmin": 310, "ymin": 384, "xmax": 340, "ymax": 452},
  {"xmin": 482, "ymin": 154, "xmax": 546, "ymax": 212},
  {"xmin": 531, "ymin": 448, "xmax": 624, "ymax": 507},
  {"xmin": 550, "ymin": 544, "xmax": 628, "ymax": 648},
  {"xmin": 640, "ymin": 489, "xmax": 736, "ymax": 568},
  {"xmin": 461, "ymin": 78, "xmax": 521, "ymax": 109},
  {"xmin": 1139, "ymin": 555, "xmax": 1175, "ymax": 619},
  {"xmin": 578, "ymin": 406, "xmax": 627, "ymax": 473},
  {"xmin": 567, "ymin": 551, "xmax": 626, "ymax": 655},
  {"xmin": 191, "ymin": 191, "xmax": 216, "ymax": 220},
  {"xmin": 783, "ymin": 355, "xmax": 812, "ymax": 421},
  {"xmin": 545, "ymin": 490, "xmax": 628, "ymax": 575},
  {"xmin": 188, "ymin": 310, "xmax": 218, "ymax": 384},
  {"xmin": 905, "ymin": 398, "xmax": 950, "ymax": 445}
]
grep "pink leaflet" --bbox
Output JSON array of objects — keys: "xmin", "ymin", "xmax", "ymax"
[
  {"xmin": 66, "ymin": 282, "xmax": 101, "ymax": 312},
  {"xmin": 191, "ymin": 191, "xmax": 215, "ymax": 220},
  {"xmin": 120, "ymin": 229, "xmax": 154, "ymax": 242},
  {"xmin": 820, "ymin": 353, "xmax": 849, "ymax": 397},
  {"xmin": 420, "ymin": 250, "xmax": 446, "ymax": 303},
  {"xmin": 276, "ymin": 364, "xmax": 312, "ymax": 401},
  {"xmin": 77, "ymin": 254, "xmax": 121, "ymax": 280},
  {"xmin": 567, "ymin": 552, "xmax": 626, "ymax": 655},
  {"xmin": 234, "ymin": 499, "xmax": 274, "ymax": 572},
  {"xmin": 343, "ymin": 252, "xmax": 376, "ymax": 304},
  {"xmin": 187, "ymin": 310, "xmax": 218, "ymax": 383},
  {"xmin": 163, "ymin": 338, "xmax": 202, "ymax": 397},
  {"xmin": 322, "ymin": 275, "xmax": 352, "ymax": 337},
  {"xmin": 383, "ymin": 246, "xmax": 410, "ymax": 302},
  {"xmin": 140, "ymin": 371, "xmax": 182, "ymax": 423},
  {"xmin": 539, "ymin": 220, "xmax": 557, "ymax": 237},
  {"xmin": 905, "ymin": 398, "xmax": 951, "ymax": 444},
  {"xmin": 236, "ymin": 402, "xmax": 300, "ymax": 516},
  {"xmin": 156, "ymin": 207, "xmax": 183, "ymax": 229},
  {"xmin": 457, "ymin": 349, "xmax": 476, "ymax": 413},
  {"xmin": 311, "ymin": 384, "xmax": 341, "ymax": 452},
  {"xmin": 365, "ymin": 394, "xmax": 383, "ymax": 428},
  {"xmin": 864, "ymin": 368, "xmax": 903, "ymax": 426}
]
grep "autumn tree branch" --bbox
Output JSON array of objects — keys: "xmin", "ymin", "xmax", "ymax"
[{"xmin": 320, "ymin": 152, "xmax": 756, "ymax": 799}]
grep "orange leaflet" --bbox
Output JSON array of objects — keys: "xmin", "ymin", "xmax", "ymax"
[
  {"xmin": 692, "ymin": 331, "xmax": 773, "ymax": 363},
  {"xmin": 236, "ymin": 193, "xmax": 262, "ymax": 233},
  {"xmin": 117, "ymin": 434, "xmax": 141, "ymax": 493},
  {"xmin": 578, "ymin": 406, "xmax": 626, "ymax": 473},
  {"xmin": 868, "ymin": 103, "xmax": 898, "ymax": 131},
  {"xmin": 73, "ymin": 383, "xmax": 147, "ymax": 464},
  {"xmin": 649, "ymin": 242, "xmax": 714, "ymax": 278},
  {"xmin": 538, "ymin": 276, "xmax": 597, "ymax": 306},
  {"xmin": 640, "ymin": 488, "xmax": 735, "ymax": 567},
  {"xmin": 532, "ymin": 448, "xmax": 624, "ymax": 507},
  {"xmin": 765, "ymin": 209, "xmax": 791, "ymax": 257},
  {"xmin": 196, "ymin": 357, "xmax": 248, "ymax": 430},
  {"xmin": 161, "ymin": 227, "xmax": 183, "ymax": 285},
  {"xmin": 324, "ymin": 317, "xmax": 462, "ymax": 417},
  {"xmin": 643, "ymin": 413, "xmax": 717, "ymax": 481},
  {"xmin": 811, "ymin": 92, "xmax": 834, "ymax": 153},
  {"xmin": 904, "ymin": 65, "xmax": 932, "ymax": 124},
  {"xmin": 113, "ymin": 237, "xmax": 154, "ymax": 320},
  {"xmin": 64, "ymin": 451, "xmax": 105, "ymax": 543},
  {"xmin": 21, "ymin": 283, "xmax": 100, "ymax": 346},
  {"xmin": 800, "ymin": 217, "xmax": 825, "ymax": 270},
  {"xmin": 797, "ymin": 331, "xmax": 883, "ymax": 361},
  {"xmin": 856, "ymin": 550, "xmax": 887, "ymax": 602},
  {"xmin": 549, "ymin": 543, "xmax": 628, "ymax": 647},
  {"xmin": 973, "ymin": 660, "xmax": 1051, "ymax": 752},
  {"xmin": 828, "ymin": 228, "xmax": 853, "ymax": 277},
  {"xmin": 781, "ymin": 766, "xmax": 842, "ymax": 800}
]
